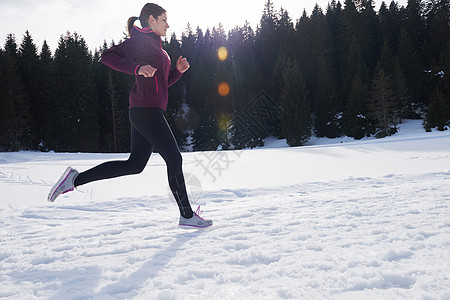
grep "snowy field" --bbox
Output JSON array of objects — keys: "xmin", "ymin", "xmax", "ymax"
[{"xmin": 0, "ymin": 119, "xmax": 449, "ymax": 299}]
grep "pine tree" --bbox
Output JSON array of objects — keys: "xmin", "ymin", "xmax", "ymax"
[
  {"xmin": 360, "ymin": 0, "xmax": 380, "ymax": 74},
  {"xmin": 425, "ymin": 0, "xmax": 450, "ymax": 63},
  {"xmin": 384, "ymin": 1, "xmax": 402, "ymax": 52},
  {"xmin": 369, "ymin": 63, "xmax": 398, "ymax": 137},
  {"xmin": 182, "ymin": 27, "xmax": 206, "ymax": 114},
  {"xmin": 294, "ymin": 10, "xmax": 313, "ymax": 94},
  {"xmin": 442, "ymin": 41, "xmax": 450, "ymax": 104},
  {"xmin": 313, "ymin": 59, "xmax": 341, "ymax": 138},
  {"xmin": 326, "ymin": 0, "xmax": 343, "ymax": 102},
  {"xmin": 0, "ymin": 35, "xmax": 30, "ymax": 151},
  {"xmin": 38, "ymin": 40, "xmax": 55, "ymax": 150},
  {"xmin": 338, "ymin": 0, "xmax": 362, "ymax": 67},
  {"xmin": 343, "ymin": 73, "xmax": 372, "ymax": 139},
  {"xmin": 309, "ymin": 5, "xmax": 340, "ymax": 138},
  {"xmin": 279, "ymin": 59, "xmax": 312, "ymax": 146},
  {"xmin": 229, "ymin": 57, "xmax": 264, "ymax": 149},
  {"xmin": 18, "ymin": 31, "xmax": 42, "ymax": 149},
  {"xmin": 256, "ymin": 0, "xmax": 281, "ymax": 95},
  {"xmin": 336, "ymin": 0, "xmax": 365, "ymax": 106},
  {"xmin": 105, "ymin": 69, "xmax": 126, "ymax": 152},
  {"xmin": 378, "ymin": 40, "xmax": 395, "ymax": 77},
  {"xmin": 92, "ymin": 44, "xmax": 110, "ymax": 152},
  {"xmin": 104, "ymin": 41, "xmax": 133, "ymax": 151},
  {"xmin": 343, "ymin": 36, "xmax": 369, "ymax": 103},
  {"xmin": 405, "ymin": 0, "xmax": 426, "ymax": 59},
  {"xmin": 271, "ymin": 8, "xmax": 294, "ymax": 99},
  {"xmin": 378, "ymin": 1, "xmax": 402, "ymax": 53},
  {"xmin": 53, "ymin": 32, "xmax": 99, "ymax": 152},
  {"xmin": 4, "ymin": 34, "xmax": 18, "ymax": 61},
  {"xmin": 379, "ymin": 2, "xmax": 390, "ymax": 47},
  {"xmin": 398, "ymin": 28, "xmax": 422, "ymax": 102},
  {"xmin": 181, "ymin": 28, "xmax": 220, "ymax": 151},
  {"xmin": 392, "ymin": 58, "xmax": 410, "ymax": 121},
  {"xmin": 378, "ymin": 40, "xmax": 412, "ymax": 121},
  {"xmin": 228, "ymin": 22, "xmax": 259, "ymax": 94},
  {"xmin": 192, "ymin": 111, "xmax": 219, "ymax": 151},
  {"xmin": 424, "ymin": 88, "xmax": 449, "ymax": 131},
  {"xmin": 272, "ymin": 50, "xmax": 291, "ymax": 100}
]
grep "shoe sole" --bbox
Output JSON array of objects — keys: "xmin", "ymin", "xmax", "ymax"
[
  {"xmin": 47, "ymin": 167, "xmax": 74, "ymax": 202},
  {"xmin": 179, "ymin": 223, "xmax": 213, "ymax": 229}
]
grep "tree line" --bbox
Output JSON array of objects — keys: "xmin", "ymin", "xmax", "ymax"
[{"xmin": 0, "ymin": 0, "xmax": 449, "ymax": 152}]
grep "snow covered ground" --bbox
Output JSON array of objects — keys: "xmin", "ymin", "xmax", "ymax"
[{"xmin": 0, "ymin": 119, "xmax": 449, "ymax": 299}]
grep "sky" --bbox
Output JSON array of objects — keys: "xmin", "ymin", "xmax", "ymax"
[{"xmin": 0, "ymin": 0, "xmax": 408, "ymax": 52}]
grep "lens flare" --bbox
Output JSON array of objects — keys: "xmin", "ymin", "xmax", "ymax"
[
  {"xmin": 218, "ymin": 82, "xmax": 230, "ymax": 97},
  {"xmin": 218, "ymin": 114, "xmax": 231, "ymax": 131},
  {"xmin": 217, "ymin": 47, "xmax": 228, "ymax": 61}
]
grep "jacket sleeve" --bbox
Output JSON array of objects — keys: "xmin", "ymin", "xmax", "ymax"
[
  {"xmin": 168, "ymin": 68, "xmax": 183, "ymax": 87},
  {"xmin": 100, "ymin": 37, "xmax": 148, "ymax": 75}
]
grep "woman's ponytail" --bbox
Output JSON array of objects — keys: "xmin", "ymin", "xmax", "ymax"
[{"xmin": 127, "ymin": 16, "xmax": 139, "ymax": 37}]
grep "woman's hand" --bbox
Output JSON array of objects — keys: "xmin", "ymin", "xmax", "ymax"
[
  {"xmin": 176, "ymin": 56, "xmax": 190, "ymax": 73},
  {"xmin": 138, "ymin": 65, "xmax": 157, "ymax": 77}
]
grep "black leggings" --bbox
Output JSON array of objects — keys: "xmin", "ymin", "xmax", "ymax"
[{"xmin": 74, "ymin": 107, "xmax": 194, "ymax": 218}]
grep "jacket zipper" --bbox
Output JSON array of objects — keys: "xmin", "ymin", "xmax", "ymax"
[{"xmin": 155, "ymin": 75, "xmax": 159, "ymax": 94}]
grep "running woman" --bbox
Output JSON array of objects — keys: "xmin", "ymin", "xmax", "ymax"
[{"xmin": 47, "ymin": 3, "xmax": 212, "ymax": 229}]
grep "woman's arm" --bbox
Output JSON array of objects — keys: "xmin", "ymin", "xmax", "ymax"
[
  {"xmin": 168, "ymin": 56, "xmax": 189, "ymax": 86},
  {"xmin": 100, "ymin": 37, "xmax": 149, "ymax": 75}
]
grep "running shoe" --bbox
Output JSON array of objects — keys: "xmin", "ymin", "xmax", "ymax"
[
  {"xmin": 47, "ymin": 167, "xmax": 79, "ymax": 202},
  {"xmin": 179, "ymin": 206, "xmax": 213, "ymax": 228}
]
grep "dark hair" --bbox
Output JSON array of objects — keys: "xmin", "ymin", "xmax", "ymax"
[{"xmin": 127, "ymin": 3, "xmax": 166, "ymax": 36}]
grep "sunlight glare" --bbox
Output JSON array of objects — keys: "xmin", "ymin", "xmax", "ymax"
[
  {"xmin": 218, "ymin": 82, "xmax": 230, "ymax": 97},
  {"xmin": 217, "ymin": 47, "xmax": 228, "ymax": 61},
  {"xmin": 218, "ymin": 114, "xmax": 231, "ymax": 131}
]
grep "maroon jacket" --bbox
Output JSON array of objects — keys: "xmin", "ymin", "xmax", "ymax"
[{"xmin": 101, "ymin": 26, "xmax": 183, "ymax": 110}]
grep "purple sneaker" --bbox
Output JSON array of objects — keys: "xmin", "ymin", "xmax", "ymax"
[
  {"xmin": 179, "ymin": 206, "xmax": 213, "ymax": 229},
  {"xmin": 47, "ymin": 167, "xmax": 79, "ymax": 202}
]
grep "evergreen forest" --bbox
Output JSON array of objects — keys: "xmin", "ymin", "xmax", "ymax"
[{"xmin": 0, "ymin": 0, "xmax": 449, "ymax": 152}]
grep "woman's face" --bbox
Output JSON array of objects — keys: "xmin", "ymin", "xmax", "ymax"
[{"xmin": 149, "ymin": 12, "xmax": 169, "ymax": 36}]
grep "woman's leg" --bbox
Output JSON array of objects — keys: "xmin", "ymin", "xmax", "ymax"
[
  {"xmin": 129, "ymin": 108, "xmax": 194, "ymax": 219},
  {"xmin": 74, "ymin": 116, "xmax": 152, "ymax": 187}
]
